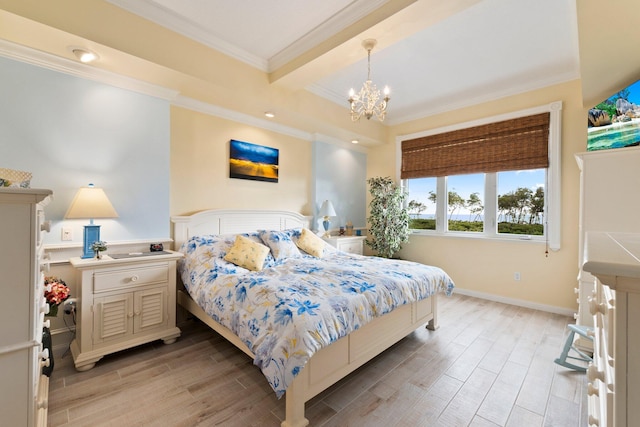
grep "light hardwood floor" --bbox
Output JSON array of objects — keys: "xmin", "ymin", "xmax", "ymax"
[{"xmin": 47, "ymin": 294, "xmax": 589, "ymax": 426}]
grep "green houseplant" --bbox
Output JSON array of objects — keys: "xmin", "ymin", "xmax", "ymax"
[{"xmin": 366, "ymin": 176, "xmax": 410, "ymax": 258}]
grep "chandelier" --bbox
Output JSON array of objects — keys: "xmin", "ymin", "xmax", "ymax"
[{"xmin": 348, "ymin": 39, "xmax": 390, "ymax": 122}]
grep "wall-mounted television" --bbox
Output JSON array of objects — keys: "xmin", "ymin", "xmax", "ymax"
[{"xmin": 587, "ymin": 79, "xmax": 640, "ymax": 151}]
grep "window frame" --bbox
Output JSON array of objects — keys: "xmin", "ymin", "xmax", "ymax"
[{"xmin": 396, "ymin": 101, "xmax": 562, "ymax": 251}]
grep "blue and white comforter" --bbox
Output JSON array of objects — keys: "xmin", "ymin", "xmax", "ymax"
[{"xmin": 179, "ymin": 232, "xmax": 454, "ymax": 397}]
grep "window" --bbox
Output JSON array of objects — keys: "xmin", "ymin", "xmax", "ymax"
[
  {"xmin": 446, "ymin": 173, "xmax": 484, "ymax": 233},
  {"xmin": 406, "ymin": 177, "xmax": 436, "ymax": 230},
  {"xmin": 397, "ymin": 102, "xmax": 562, "ymax": 250},
  {"xmin": 497, "ymin": 169, "xmax": 545, "ymax": 235}
]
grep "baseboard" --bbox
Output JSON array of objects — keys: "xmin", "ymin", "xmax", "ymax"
[
  {"xmin": 454, "ymin": 288, "xmax": 576, "ymax": 317},
  {"xmin": 50, "ymin": 327, "xmax": 75, "ymax": 354}
]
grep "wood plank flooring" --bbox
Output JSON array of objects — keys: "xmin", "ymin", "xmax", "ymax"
[{"xmin": 47, "ymin": 294, "xmax": 589, "ymax": 426}]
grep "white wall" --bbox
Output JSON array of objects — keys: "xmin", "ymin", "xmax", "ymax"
[
  {"xmin": 313, "ymin": 140, "xmax": 367, "ymax": 231},
  {"xmin": 0, "ymin": 56, "xmax": 171, "ymax": 246}
]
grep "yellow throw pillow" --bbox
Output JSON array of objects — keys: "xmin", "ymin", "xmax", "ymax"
[
  {"xmin": 224, "ymin": 235, "xmax": 271, "ymax": 271},
  {"xmin": 296, "ymin": 228, "xmax": 326, "ymax": 257}
]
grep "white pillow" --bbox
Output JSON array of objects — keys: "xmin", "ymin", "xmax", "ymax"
[{"xmin": 259, "ymin": 230, "xmax": 301, "ymax": 261}]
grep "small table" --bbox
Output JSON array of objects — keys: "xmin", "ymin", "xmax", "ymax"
[
  {"xmin": 69, "ymin": 250, "xmax": 183, "ymax": 371},
  {"xmin": 323, "ymin": 236, "xmax": 366, "ymax": 255}
]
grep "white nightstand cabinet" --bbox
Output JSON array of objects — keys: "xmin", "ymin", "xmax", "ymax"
[
  {"xmin": 69, "ymin": 252, "xmax": 183, "ymax": 371},
  {"xmin": 323, "ymin": 236, "xmax": 366, "ymax": 255}
]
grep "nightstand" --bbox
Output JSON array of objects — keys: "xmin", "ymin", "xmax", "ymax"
[
  {"xmin": 69, "ymin": 251, "xmax": 183, "ymax": 371},
  {"xmin": 323, "ymin": 236, "xmax": 366, "ymax": 255}
]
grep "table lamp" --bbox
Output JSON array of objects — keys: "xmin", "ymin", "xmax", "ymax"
[
  {"xmin": 65, "ymin": 184, "xmax": 118, "ymax": 258},
  {"xmin": 318, "ymin": 200, "xmax": 337, "ymax": 238}
]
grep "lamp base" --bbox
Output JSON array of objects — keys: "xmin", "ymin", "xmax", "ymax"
[
  {"xmin": 82, "ymin": 224, "xmax": 101, "ymax": 258},
  {"xmin": 322, "ymin": 218, "xmax": 331, "ymax": 238}
]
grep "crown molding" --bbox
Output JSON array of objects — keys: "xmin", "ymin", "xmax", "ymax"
[
  {"xmin": 268, "ymin": 0, "xmax": 389, "ymax": 72},
  {"xmin": 172, "ymin": 95, "xmax": 312, "ymax": 142},
  {"xmin": 0, "ymin": 39, "xmax": 179, "ymax": 101},
  {"xmin": 105, "ymin": 0, "xmax": 268, "ymax": 71}
]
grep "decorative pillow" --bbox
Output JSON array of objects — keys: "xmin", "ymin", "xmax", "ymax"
[
  {"xmin": 223, "ymin": 235, "xmax": 271, "ymax": 271},
  {"xmin": 295, "ymin": 228, "xmax": 327, "ymax": 258},
  {"xmin": 259, "ymin": 229, "xmax": 301, "ymax": 261}
]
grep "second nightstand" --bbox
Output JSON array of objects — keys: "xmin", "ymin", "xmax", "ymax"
[
  {"xmin": 69, "ymin": 251, "xmax": 183, "ymax": 371},
  {"xmin": 323, "ymin": 236, "xmax": 366, "ymax": 255}
]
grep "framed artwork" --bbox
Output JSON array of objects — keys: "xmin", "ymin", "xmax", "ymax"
[
  {"xmin": 587, "ymin": 79, "xmax": 640, "ymax": 151},
  {"xmin": 229, "ymin": 139, "xmax": 279, "ymax": 183}
]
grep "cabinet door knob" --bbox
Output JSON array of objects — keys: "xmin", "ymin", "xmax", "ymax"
[
  {"xmin": 128, "ymin": 312, "xmax": 134, "ymax": 318},
  {"xmin": 587, "ymin": 364, "xmax": 604, "ymax": 382},
  {"xmin": 131, "ymin": 275, "xmax": 139, "ymax": 282},
  {"xmin": 37, "ymin": 399, "xmax": 48, "ymax": 410},
  {"xmin": 588, "ymin": 297, "xmax": 606, "ymax": 315}
]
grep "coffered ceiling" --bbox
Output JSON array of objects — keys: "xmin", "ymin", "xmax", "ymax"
[{"xmin": 105, "ymin": 0, "xmax": 580, "ymax": 125}]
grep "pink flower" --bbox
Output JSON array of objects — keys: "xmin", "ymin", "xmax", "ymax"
[{"xmin": 44, "ymin": 277, "xmax": 70, "ymax": 306}]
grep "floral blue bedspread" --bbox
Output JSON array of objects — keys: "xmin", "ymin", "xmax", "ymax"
[{"xmin": 179, "ymin": 232, "xmax": 455, "ymax": 398}]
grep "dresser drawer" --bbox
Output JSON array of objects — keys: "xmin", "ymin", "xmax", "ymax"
[
  {"xmin": 337, "ymin": 241, "xmax": 363, "ymax": 254},
  {"xmin": 94, "ymin": 264, "xmax": 169, "ymax": 293}
]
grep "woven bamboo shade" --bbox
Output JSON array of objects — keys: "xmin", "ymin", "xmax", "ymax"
[{"xmin": 401, "ymin": 112, "xmax": 550, "ymax": 179}]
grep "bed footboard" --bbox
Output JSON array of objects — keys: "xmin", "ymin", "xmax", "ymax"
[{"xmin": 280, "ymin": 293, "xmax": 437, "ymax": 427}]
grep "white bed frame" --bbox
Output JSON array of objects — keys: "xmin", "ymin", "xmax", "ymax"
[{"xmin": 171, "ymin": 209, "xmax": 438, "ymax": 427}]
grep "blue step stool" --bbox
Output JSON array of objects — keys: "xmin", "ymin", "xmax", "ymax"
[{"xmin": 554, "ymin": 324, "xmax": 594, "ymax": 372}]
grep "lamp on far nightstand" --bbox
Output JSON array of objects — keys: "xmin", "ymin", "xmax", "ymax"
[
  {"xmin": 65, "ymin": 183, "xmax": 118, "ymax": 258},
  {"xmin": 318, "ymin": 200, "xmax": 337, "ymax": 238}
]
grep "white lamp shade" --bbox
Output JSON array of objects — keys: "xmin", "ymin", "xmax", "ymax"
[
  {"xmin": 65, "ymin": 186, "xmax": 118, "ymax": 219},
  {"xmin": 318, "ymin": 200, "xmax": 337, "ymax": 217}
]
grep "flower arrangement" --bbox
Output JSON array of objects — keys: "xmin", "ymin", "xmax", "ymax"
[
  {"xmin": 44, "ymin": 277, "xmax": 70, "ymax": 317},
  {"xmin": 91, "ymin": 240, "xmax": 107, "ymax": 259}
]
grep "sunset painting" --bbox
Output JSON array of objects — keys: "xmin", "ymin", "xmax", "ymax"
[{"xmin": 229, "ymin": 139, "xmax": 279, "ymax": 183}]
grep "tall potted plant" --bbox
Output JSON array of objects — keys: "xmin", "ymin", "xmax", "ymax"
[{"xmin": 366, "ymin": 176, "xmax": 410, "ymax": 258}]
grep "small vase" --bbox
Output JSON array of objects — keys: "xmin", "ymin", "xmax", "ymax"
[
  {"xmin": 95, "ymin": 250, "xmax": 102, "ymax": 259},
  {"xmin": 46, "ymin": 303, "xmax": 58, "ymax": 317}
]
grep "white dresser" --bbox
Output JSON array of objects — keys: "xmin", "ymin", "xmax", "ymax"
[
  {"xmin": 583, "ymin": 232, "xmax": 640, "ymax": 427},
  {"xmin": 0, "ymin": 188, "xmax": 52, "ymax": 426},
  {"xmin": 575, "ymin": 147, "xmax": 640, "ymax": 351}
]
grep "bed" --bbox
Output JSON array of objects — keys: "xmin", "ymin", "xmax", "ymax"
[{"xmin": 171, "ymin": 209, "xmax": 454, "ymax": 427}]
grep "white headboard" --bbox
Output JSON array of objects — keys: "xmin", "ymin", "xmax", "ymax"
[{"xmin": 171, "ymin": 209, "xmax": 311, "ymax": 250}]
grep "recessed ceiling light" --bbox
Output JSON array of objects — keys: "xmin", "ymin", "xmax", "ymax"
[
  {"xmin": 351, "ymin": 139, "xmax": 359, "ymax": 144},
  {"xmin": 264, "ymin": 112, "xmax": 275, "ymax": 118},
  {"xmin": 68, "ymin": 46, "xmax": 99, "ymax": 63}
]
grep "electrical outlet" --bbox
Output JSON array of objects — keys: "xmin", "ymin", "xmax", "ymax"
[
  {"xmin": 62, "ymin": 226, "xmax": 73, "ymax": 241},
  {"xmin": 514, "ymin": 272, "xmax": 521, "ymax": 281},
  {"xmin": 64, "ymin": 298, "xmax": 77, "ymax": 315}
]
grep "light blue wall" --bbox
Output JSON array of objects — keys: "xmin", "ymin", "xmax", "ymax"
[
  {"xmin": 0, "ymin": 56, "xmax": 170, "ymax": 246},
  {"xmin": 313, "ymin": 140, "xmax": 367, "ymax": 231}
]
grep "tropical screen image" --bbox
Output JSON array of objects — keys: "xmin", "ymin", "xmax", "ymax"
[
  {"xmin": 588, "ymin": 79, "xmax": 640, "ymax": 151},
  {"xmin": 229, "ymin": 139, "xmax": 279, "ymax": 183}
]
